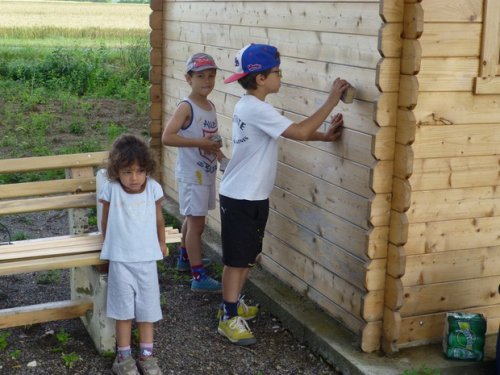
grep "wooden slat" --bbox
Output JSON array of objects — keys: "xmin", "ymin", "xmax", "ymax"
[
  {"xmin": 275, "ymin": 164, "xmax": 372, "ymax": 229},
  {"xmin": 0, "ymin": 151, "xmax": 108, "ymax": 174},
  {"xmin": 475, "ymin": 76, "xmax": 500, "ymax": 94},
  {"xmin": 420, "ymin": 23, "xmax": 481, "ymax": 57},
  {"xmin": 420, "ymin": 0, "xmax": 482, "ymax": 23},
  {"xmin": 165, "ymin": 2, "xmax": 382, "ymax": 35},
  {"xmin": 0, "ymin": 253, "xmax": 106, "ymax": 276},
  {"xmin": 166, "ymin": 20, "xmax": 380, "ymax": 69},
  {"xmin": 403, "ymin": 246, "xmax": 500, "ymax": 286},
  {"xmin": 478, "ymin": 0, "xmax": 499, "ymax": 77},
  {"xmin": 0, "ymin": 193, "xmax": 96, "ymax": 215},
  {"xmin": 0, "ymin": 300, "xmax": 93, "ymax": 329},
  {"xmin": 418, "ymin": 57, "xmax": 478, "ymax": 92},
  {"xmin": 405, "ymin": 216, "xmax": 500, "ymax": 255},
  {"xmin": 398, "ymin": 304, "xmax": 500, "ymax": 347},
  {"xmin": 406, "ymin": 186, "xmax": 500, "ymax": 223},
  {"xmin": 0, "ymin": 177, "xmax": 96, "ymax": 199},
  {"xmin": 414, "ymin": 92, "xmax": 500, "ymax": 125},
  {"xmin": 400, "ymin": 275, "xmax": 500, "ymax": 316},
  {"xmin": 409, "ymin": 155, "xmax": 500, "ymax": 191}
]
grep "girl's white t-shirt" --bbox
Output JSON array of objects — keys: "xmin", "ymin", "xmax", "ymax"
[
  {"xmin": 220, "ymin": 94, "xmax": 293, "ymax": 200},
  {"xmin": 99, "ymin": 177, "xmax": 164, "ymax": 262}
]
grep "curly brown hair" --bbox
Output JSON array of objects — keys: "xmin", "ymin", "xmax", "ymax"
[{"xmin": 106, "ymin": 134, "xmax": 156, "ymax": 182}]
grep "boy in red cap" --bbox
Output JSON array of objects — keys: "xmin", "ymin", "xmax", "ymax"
[
  {"xmin": 219, "ymin": 44, "xmax": 349, "ymax": 345},
  {"xmin": 162, "ymin": 53, "xmax": 224, "ymax": 293}
]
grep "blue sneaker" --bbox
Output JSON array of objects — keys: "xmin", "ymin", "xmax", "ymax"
[
  {"xmin": 177, "ymin": 256, "xmax": 212, "ymax": 272},
  {"xmin": 191, "ymin": 276, "xmax": 222, "ymax": 293}
]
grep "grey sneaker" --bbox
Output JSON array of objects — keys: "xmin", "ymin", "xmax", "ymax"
[
  {"xmin": 112, "ymin": 356, "xmax": 140, "ymax": 375},
  {"xmin": 136, "ymin": 356, "xmax": 162, "ymax": 375}
]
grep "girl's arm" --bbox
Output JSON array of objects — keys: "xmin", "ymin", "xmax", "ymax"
[
  {"xmin": 156, "ymin": 200, "xmax": 167, "ymax": 256},
  {"xmin": 100, "ymin": 200, "xmax": 110, "ymax": 239}
]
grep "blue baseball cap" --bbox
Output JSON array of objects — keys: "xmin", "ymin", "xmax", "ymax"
[{"xmin": 224, "ymin": 44, "xmax": 280, "ymax": 83}]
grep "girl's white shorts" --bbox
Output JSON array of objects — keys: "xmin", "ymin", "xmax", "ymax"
[
  {"xmin": 178, "ymin": 181, "xmax": 215, "ymax": 216},
  {"xmin": 106, "ymin": 261, "xmax": 162, "ymax": 322}
]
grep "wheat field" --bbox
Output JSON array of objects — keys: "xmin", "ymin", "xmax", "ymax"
[{"xmin": 0, "ymin": 0, "xmax": 150, "ymax": 30}]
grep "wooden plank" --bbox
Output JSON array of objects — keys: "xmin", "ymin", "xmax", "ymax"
[
  {"xmin": 398, "ymin": 75, "xmax": 418, "ymax": 109},
  {"xmin": 389, "ymin": 211, "xmax": 408, "ymax": 246},
  {"xmin": 400, "ymin": 39, "xmax": 421, "ymax": 75},
  {"xmin": 398, "ymin": 304, "xmax": 500, "ymax": 347},
  {"xmin": 374, "ymin": 126, "xmax": 396, "ymax": 162},
  {"xmin": 420, "ymin": 0, "xmax": 482, "ymax": 22},
  {"xmin": 402, "ymin": 2, "xmax": 423, "ymax": 39},
  {"xmin": 385, "ymin": 275, "xmax": 404, "ymax": 310},
  {"xmin": 361, "ymin": 321, "xmax": 383, "ymax": 353},
  {"xmin": 478, "ymin": 0, "xmax": 499, "ymax": 77},
  {"xmin": 400, "ymin": 275, "xmax": 500, "ymax": 316},
  {"xmin": 387, "ymin": 243, "xmax": 406, "ymax": 278},
  {"xmin": 275, "ymin": 164, "xmax": 372, "ymax": 230},
  {"xmin": 0, "ymin": 193, "xmax": 96, "ymax": 215},
  {"xmin": 0, "ymin": 177, "xmax": 96, "ymax": 199},
  {"xmin": 165, "ymin": 2, "xmax": 382, "ymax": 35},
  {"xmin": 264, "ymin": 233, "xmax": 376, "ymax": 321},
  {"xmin": 409, "ymin": 155, "xmax": 500, "ymax": 191},
  {"xmin": 369, "ymin": 193, "xmax": 392, "ymax": 227},
  {"xmin": 375, "ymin": 92, "xmax": 398, "ymax": 127},
  {"xmin": 376, "ymin": 58, "xmax": 400, "ymax": 93},
  {"xmin": 260, "ymin": 253, "xmax": 367, "ymax": 336},
  {"xmin": 0, "ymin": 253, "xmax": 106, "ymax": 276},
  {"xmin": 277, "ymin": 137, "xmax": 373, "ymax": 198},
  {"xmin": 407, "ymin": 186, "xmax": 500, "ymax": 223},
  {"xmin": 379, "ymin": 0, "xmax": 404, "ymax": 23},
  {"xmin": 166, "ymin": 20, "xmax": 381, "ymax": 69},
  {"xmin": 0, "ymin": 300, "xmax": 93, "ymax": 329},
  {"xmin": 405, "ymin": 216, "xmax": 500, "ymax": 255},
  {"xmin": 403, "ymin": 246, "xmax": 500, "ymax": 286},
  {"xmin": 391, "ymin": 177, "xmax": 411, "ymax": 213},
  {"xmin": 382, "ymin": 306, "xmax": 402, "ymax": 344},
  {"xmin": 418, "ymin": 57, "xmax": 478, "ymax": 92},
  {"xmin": 266, "ymin": 208, "xmax": 370, "ymax": 286},
  {"xmin": 0, "ymin": 152, "xmax": 108, "ymax": 174},
  {"xmin": 378, "ymin": 23, "xmax": 403, "ymax": 58},
  {"xmin": 414, "ymin": 92, "xmax": 500, "ymax": 125},
  {"xmin": 367, "ymin": 226, "xmax": 389, "ymax": 260},
  {"xmin": 420, "ymin": 23, "xmax": 481, "ymax": 57},
  {"xmin": 475, "ymin": 76, "xmax": 500, "ymax": 94},
  {"xmin": 395, "ymin": 109, "xmax": 416, "ymax": 145},
  {"xmin": 371, "ymin": 160, "xmax": 394, "ymax": 194}
]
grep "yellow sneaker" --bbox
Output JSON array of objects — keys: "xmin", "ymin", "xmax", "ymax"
[
  {"xmin": 217, "ymin": 296, "xmax": 259, "ymax": 321},
  {"xmin": 218, "ymin": 316, "xmax": 256, "ymax": 346}
]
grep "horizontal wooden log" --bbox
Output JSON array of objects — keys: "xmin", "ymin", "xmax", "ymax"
[
  {"xmin": 361, "ymin": 321, "xmax": 383, "ymax": 353},
  {"xmin": 414, "ymin": 92, "xmax": 500, "ymax": 125},
  {"xmin": 475, "ymin": 76, "xmax": 500, "ymax": 94},
  {"xmin": 420, "ymin": 23, "xmax": 481, "ymax": 57},
  {"xmin": 259, "ymin": 253, "xmax": 367, "ymax": 336},
  {"xmin": 165, "ymin": 2, "xmax": 381, "ymax": 35},
  {"xmin": 401, "ymin": 39, "xmax": 421, "ymax": 75},
  {"xmin": 421, "ymin": 0, "xmax": 482, "ymax": 22},
  {"xmin": 403, "ymin": 246, "xmax": 500, "ymax": 286},
  {"xmin": 406, "ymin": 186, "xmax": 500, "ymax": 223},
  {"xmin": 0, "ymin": 300, "xmax": 93, "ymax": 329},
  {"xmin": 409, "ymin": 155, "xmax": 500, "ymax": 191},
  {"xmin": 378, "ymin": 23, "xmax": 403, "ymax": 58},
  {"xmin": 166, "ymin": 20, "xmax": 380, "ymax": 69},
  {"xmin": 275, "ymin": 164, "xmax": 372, "ymax": 229},
  {"xmin": 0, "ymin": 177, "xmax": 96, "ymax": 199},
  {"xmin": 400, "ymin": 275, "xmax": 500, "ymax": 316},
  {"xmin": 398, "ymin": 304, "xmax": 500, "ymax": 347},
  {"xmin": 367, "ymin": 226, "xmax": 389, "ymax": 260},
  {"xmin": 418, "ymin": 57, "xmax": 478, "ymax": 92},
  {"xmin": 0, "ymin": 193, "xmax": 97, "ymax": 215},
  {"xmin": 0, "ymin": 152, "xmax": 108, "ymax": 174},
  {"xmin": 402, "ymin": 2, "xmax": 423, "ymax": 39}
]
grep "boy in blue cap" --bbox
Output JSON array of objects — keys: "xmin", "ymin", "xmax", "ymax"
[{"xmin": 219, "ymin": 43, "xmax": 349, "ymax": 345}]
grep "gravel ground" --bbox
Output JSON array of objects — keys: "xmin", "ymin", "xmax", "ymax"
[{"xmin": 0, "ymin": 212, "xmax": 339, "ymax": 375}]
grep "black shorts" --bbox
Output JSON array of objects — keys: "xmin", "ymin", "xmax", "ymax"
[{"xmin": 220, "ymin": 195, "xmax": 269, "ymax": 268}]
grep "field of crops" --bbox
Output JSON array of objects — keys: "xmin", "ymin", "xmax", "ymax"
[{"xmin": 0, "ymin": 0, "xmax": 150, "ymax": 30}]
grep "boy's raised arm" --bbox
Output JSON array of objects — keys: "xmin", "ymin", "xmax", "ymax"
[{"xmin": 281, "ymin": 78, "xmax": 349, "ymax": 141}]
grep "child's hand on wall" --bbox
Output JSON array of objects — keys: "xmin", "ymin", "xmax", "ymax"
[{"xmin": 324, "ymin": 113, "xmax": 343, "ymax": 142}]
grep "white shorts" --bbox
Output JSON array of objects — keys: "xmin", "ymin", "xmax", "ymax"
[
  {"xmin": 106, "ymin": 261, "xmax": 162, "ymax": 322},
  {"xmin": 178, "ymin": 181, "xmax": 216, "ymax": 216}
]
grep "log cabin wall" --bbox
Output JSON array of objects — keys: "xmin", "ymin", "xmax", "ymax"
[
  {"xmin": 391, "ymin": 0, "xmax": 500, "ymax": 350},
  {"xmin": 159, "ymin": 0, "xmax": 394, "ymax": 353}
]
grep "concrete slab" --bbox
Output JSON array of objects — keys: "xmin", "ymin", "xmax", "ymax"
[{"xmin": 163, "ymin": 197, "xmax": 497, "ymax": 375}]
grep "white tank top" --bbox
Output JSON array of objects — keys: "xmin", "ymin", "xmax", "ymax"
[{"xmin": 175, "ymin": 98, "xmax": 219, "ymax": 186}]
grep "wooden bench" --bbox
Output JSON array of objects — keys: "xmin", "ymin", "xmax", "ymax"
[{"xmin": 0, "ymin": 152, "xmax": 181, "ymax": 353}]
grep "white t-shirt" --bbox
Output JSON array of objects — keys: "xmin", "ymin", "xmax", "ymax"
[
  {"xmin": 220, "ymin": 94, "xmax": 293, "ymax": 200},
  {"xmin": 175, "ymin": 98, "xmax": 219, "ymax": 186},
  {"xmin": 99, "ymin": 177, "xmax": 164, "ymax": 262}
]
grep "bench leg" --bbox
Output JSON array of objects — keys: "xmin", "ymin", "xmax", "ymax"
[{"xmin": 71, "ymin": 266, "xmax": 116, "ymax": 354}]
